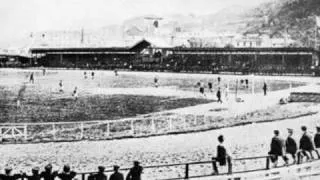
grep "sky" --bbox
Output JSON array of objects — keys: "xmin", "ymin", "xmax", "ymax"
[{"xmin": 0, "ymin": 0, "xmax": 270, "ymax": 48}]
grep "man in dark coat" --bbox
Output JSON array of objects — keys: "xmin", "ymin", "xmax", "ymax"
[
  {"xmin": 263, "ymin": 82, "xmax": 267, "ymax": 96},
  {"xmin": 109, "ymin": 166, "xmax": 124, "ymax": 180},
  {"xmin": 57, "ymin": 165, "xmax": 76, "ymax": 180},
  {"xmin": 126, "ymin": 161, "xmax": 143, "ymax": 180},
  {"xmin": 216, "ymin": 88, "xmax": 222, "ymax": 103},
  {"xmin": 40, "ymin": 164, "xmax": 58, "ymax": 180},
  {"xmin": 268, "ymin": 130, "xmax": 288, "ymax": 167},
  {"xmin": 285, "ymin": 129, "xmax": 298, "ymax": 163},
  {"xmin": 299, "ymin": 126, "xmax": 315, "ymax": 160},
  {"xmin": 212, "ymin": 135, "xmax": 232, "ymax": 174},
  {"xmin": 314, "ymin": 126, "xmax": 320, "ymax": 149},
  {"xmin": 23, "ymin": 167, "xmax": 41, "ymax": 180},
  {"xmin": 0, "ymin": 168, "xmax": 22, "ymax": 180},
  {"xmin": 93, "ymin": 166, "xmax": 107, "ymax": 180}
]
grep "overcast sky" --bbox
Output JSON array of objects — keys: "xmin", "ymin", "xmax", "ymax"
[{"xmin": 0, "ymin": 0, "xmax": 270, "ymax": 48}]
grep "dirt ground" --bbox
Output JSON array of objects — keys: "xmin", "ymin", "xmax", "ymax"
[{"xmin": 0, "ymin": 68, "xmax": 320, "ymax": 179}]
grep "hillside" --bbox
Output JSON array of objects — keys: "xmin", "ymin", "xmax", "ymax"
[{"xmin": 245, "ymin": 0, "xmax": 320, "ymax": 47}]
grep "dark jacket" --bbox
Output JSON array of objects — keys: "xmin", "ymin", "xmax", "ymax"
[
  {"xmin": 216, "ymin": 144, "xmax": 227, "ymax": 166},
  {"xmin": 300, "ymin": 133, "xmax": 314, "ymax": 151},
  {"xmin": 57, "ymin": 172, "xmax": 77, "ymax": 180},
  {"xmin": 269, "ymin": 136, "xmax": 285, "ymax": 156},
  {"xmin": 286, "ymin": 136, "xmax": 298, "ymax": 154},
  {"xmin": 24, "ymin": 174, "xmax": 41, "ymax": 180},
  {"xmin": 126, "ymin": 166, "xmax": 143, "ymax": 180},
  {"xmin": 110, "ymin": 172, "xmax": 124, "ymax": 180},
  {"xmin": 0, "ymin": 174, "xmax": 22, "ymax": 180},
  {"xmin": 40, "ymin": 171, "xmax": 58, "ymax": 180},
  {"xmin": 93, "ymin": 173, "xmax": 107, "ymax": 180},
  {"xmin": 216, "ymin": 91, "xmax": 221, "ymax": 98},
  {"xmin": 314, "ymin": 133, "xmax": 320, "ymax": 148}
]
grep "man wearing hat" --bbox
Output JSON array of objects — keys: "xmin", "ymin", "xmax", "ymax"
[
  {"xmin": 0, "ymin": 167, "xmax": 23, "ymax": 180},
  {"xmin": 299, "ymin": 126, "xmax": 315, "ymax": 161},
  {"xmin": 92, "ymin": 166, "xmax": 107, "ymax": 180},
  {"xmin": 57, "ymin": 165, "xmax": 76, "ymax": 180},
  {"xmin": 40, "ymin": 164, "xmax": 58, "ymax": 180},
  {"xmin": 109, "ymin": 165, "xmax": 124, "ymax": 180},
  {"xmin": 285, "ymin": 129, "xmax": 298, "ymax": 163},
  {"xmin": 23, "ymin": 167, "xmax": 41, "ymax": 180},
  {"xmin": 126, "ymin": 161, "xmax": 143, "ymax": 180},
  {"xmin": 268, "ymin": 130, "xmax": 288, "ymax": 167},
  {"xmin": 314, "ymin": 126, "xmax": 320, "ymax": 149},
  {"xmin": 211, "ymin": 135, "xmax": 232, "ymax": 174}
]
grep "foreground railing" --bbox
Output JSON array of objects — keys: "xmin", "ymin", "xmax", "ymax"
[
  {"xmin": 8, "ymin": 149, "xmax": 320, "ymax": 180},
  {"xmin": 73, "ymin": 150, "xmax": 320, "ymax": 180}
]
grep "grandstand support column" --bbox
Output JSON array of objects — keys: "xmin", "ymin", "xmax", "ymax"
[
  {"xmin": 281, "ymin": 54, "xmax": 286, "ymax": 66},
  {"xmin": 60, "ymin": 54, "xmax": 63, "ymax": 66},
  {"xmin": 254, "ymin": 54, "xmax": 258, "ymax": 73},
  {"xmin": 228, "ymin": 54, "xmax": 232, "ymax": 65}
]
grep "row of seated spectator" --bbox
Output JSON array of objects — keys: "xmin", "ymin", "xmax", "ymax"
[
  {"xmin": 0, "ymin": 161, "xmax": 143, "ymax": 180},
  {"xmin": 268, "ymin": 126, "xmax": 320, "ymax": 167},
  {"xmin": 211, "ymin": 125, "xmax": 320, "ymax": 174}
]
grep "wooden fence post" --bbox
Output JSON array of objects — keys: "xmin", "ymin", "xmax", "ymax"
[
  {"xmin": 131, "ymin": 120, "xmax": 134, "ymax": 135},
  {"xmin": 52, "ymin": 124, "xmax": 56, "ymax": 140},
  {"xmin": 185, "ymin": 164, "xmax": 189, "ymax": 179},
  {"xmin": 80, "ymin": 123, "xmax": 84, "ymax": 140},
  {"xmin": 151, "ymin": 118, "xmax": 156, "ymax": 133},
  {"xmin": 266, "ymin": 156, "xmax": 270, "ymax": 170},
  {"xmin": 168, "ymin": 117, "xmax": 173, "ymax": 131},
  {"xmin": 106, "ymin": 122, "xmax": 110, "ymax": 137},
  {"xmin": 0, "ymin": 127, "xmax": 2, "ymax": 142},
  {"xmin": 24, "ymin": 124, "xmax": 28, "ymax": 141}
]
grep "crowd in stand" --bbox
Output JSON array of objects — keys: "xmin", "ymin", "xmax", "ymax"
[{"xmin": 0, "ymin": 161, "xmax": 143, "ymax": 180}]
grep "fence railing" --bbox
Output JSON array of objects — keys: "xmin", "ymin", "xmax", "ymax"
[
  {"xmin": 15, "ymin": 149, "xmax": 320, "ymax": 180},
  {"xmin": 0, "ymin": 111, "xmax": 316, "ymax": 143},
  {"xmin": 74, "ymin": 149, "xmax": 320, "ymax": 180}
]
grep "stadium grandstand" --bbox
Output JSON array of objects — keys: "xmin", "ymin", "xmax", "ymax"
[{"xmin": 29, "ymin": 38, "xmax": 320, "ymax": 75}]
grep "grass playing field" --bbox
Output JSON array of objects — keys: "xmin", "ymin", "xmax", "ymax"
[{"xmin": 0, "ymin": 69, "xmax": 305, "ymax": 123}]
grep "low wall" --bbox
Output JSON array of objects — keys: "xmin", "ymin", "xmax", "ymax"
[{"xmin": 290, "ymin": 92, "xmax": 320, "ymax": 102}]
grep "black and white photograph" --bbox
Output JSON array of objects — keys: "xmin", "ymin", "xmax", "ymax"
[{"xmin": 0, "ymin": 0, "xmax": 320, "ymax": 179}]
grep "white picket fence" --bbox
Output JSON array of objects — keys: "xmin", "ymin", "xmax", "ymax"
[
  {"xmin": 0, "ymin": 110, "xmax": 314, "ymax": 143},
  {"xmin": 0, "ymin": 113, "xmax": 218, "ymax": 142}
]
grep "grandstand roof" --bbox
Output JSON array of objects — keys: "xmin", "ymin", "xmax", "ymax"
[{"xmin": 130, "ymin": 38, "xmax": 173, "ymax": 52}]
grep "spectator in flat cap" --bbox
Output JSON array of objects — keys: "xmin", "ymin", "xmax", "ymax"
[
  {"xmin": 40, "ymin": 164, "xmax": 58, "ymax": 180},
  {"xmin": 92, "ymin": 166, "xmax": 107, "ymax": 180},
  {"xmin": 268, "ymin": 130, "xmax": 288, "ymax": 167},
  {"xmin": 211, "ymin": 135, "xmax": 232, "ymax": 174},
  {"xmin": 57, "ymin": 165, "xmax": 76, "ymax": 180},
  {"xmin": 23, "ymin": 167, "xmax": 41, "ymax": 180},
  {"xmin": 314, "ymin": 126, "xmax": 320, "ymax": 149},
  {"xmin": 285, "ymin": 129, "xmax": 298, "ymax": 164},
  {"xmin": 299, "ymin": 126, "xmax": 315, "ymax": 161},
  {"xmin": 109, "ymin": 166, "xmax": 124, "ymax": 180},
  {"xmin": 126, "ymin": 161, "xmax": 143, "ymax": 180},
  {"xmin": 0, "ymin": 167, "xmax": 22, "ymax": 180}
]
